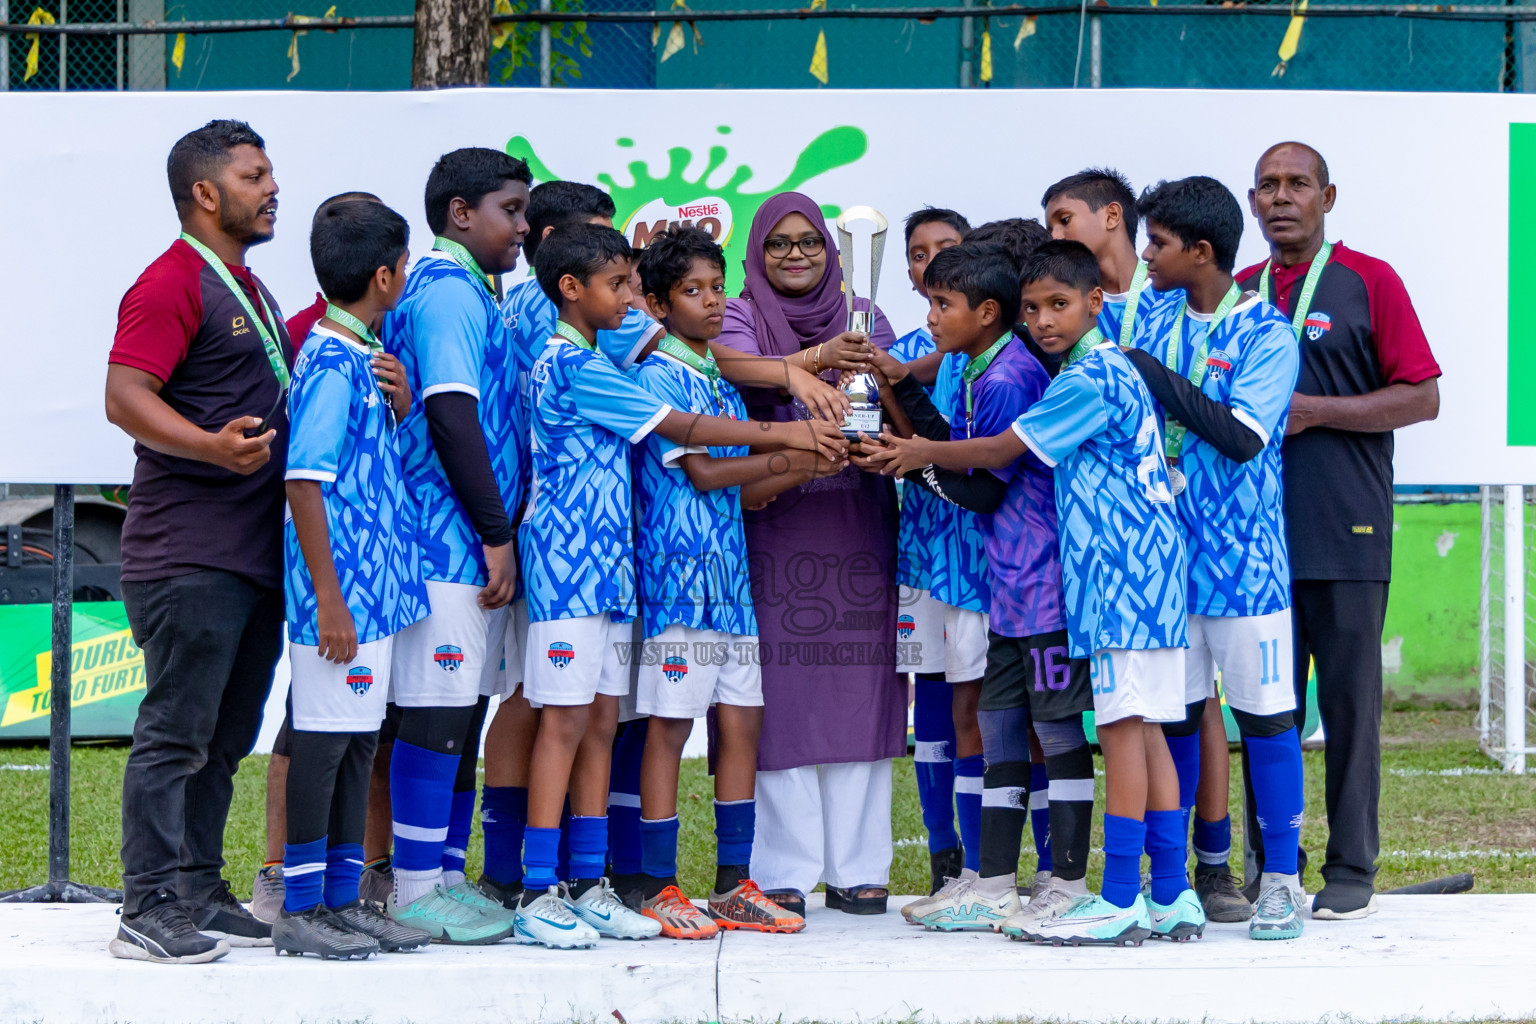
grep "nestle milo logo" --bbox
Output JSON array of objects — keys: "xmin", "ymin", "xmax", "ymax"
[{"xmin": 506, "ymin": 125, "xmax": 867, "ymax": 288}]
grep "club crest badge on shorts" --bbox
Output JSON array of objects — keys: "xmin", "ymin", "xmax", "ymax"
[
  {"xmin": 1303, "ymin": 312, "xmax": 1332, "ymax": 341},
  {"xmin": 347, "ymin": 666, "xmax": 374, "ymax": 695},
  {"xmin": 547, "ymin": 642, "xmax": 575, "ymax": 670},
  {"xmin": 896, "ymin": 614, "xmax": 916, "ymax": 641},
  {"xmin": 433, "ymin": 645, "xmax": 464, "ymax": 672},
  {"xmin": 662, "ymin": 656, "xmax": 688, "ymax": 683}
]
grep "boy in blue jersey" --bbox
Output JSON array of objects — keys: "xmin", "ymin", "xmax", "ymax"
[
  {"xmin": 1122, "ymin": 177, "xmax": 1307, "ymax": 940},
  {"xmin": 630, "ymin": 226, "xmax": 835, "ymax": 939},
  {"xmin": 860, "ymin": 242, "xmax": 1099, "ymax": 936},
  {"xmin": 379, "ymin": 148, "xmax": 530, "ymax": 944},
  {"xmin": 513, "ymin": 223, "xmax": 845, "ymax": 948},
  {"xmin": 869, "ymin": 241, "xmax": 1201, "ymax": 946},
  {"xmin": 892, "ymin": 207, "xmax": 976, "ymax": 899},
  {"xmin": 278, "ymin": 200, "xmax": 434, "ymax": 959}
]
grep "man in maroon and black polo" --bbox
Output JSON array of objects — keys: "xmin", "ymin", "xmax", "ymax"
[
  {"xmin": 1238, "ymin": 141, "xmax": 1441, "ymax": 921},
  {"xmin": 104, "ymin": 119, "xmax": 288, "ymax": 963}
]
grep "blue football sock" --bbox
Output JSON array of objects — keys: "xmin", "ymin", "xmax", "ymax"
[
  {"xmin": 640, "ymin": 815, "xmax": 680, "ymax": 880},
  {"xmin": 556, "ymin": 803, "xmax": 571, "ymax": 881},
  {"xmin": 480, "ymin": 785, "xmax": 527, "ymax": 885},
  {"xmin": 714, "ymin": 799, "xmax": 755, "ymax": 867},
  {"xmin": 1028, "ymin": 762, "xmax": 1052, "ymax": 873},
  {"xmin": 955, "ymin": 754, "xmax": 984, "ymax": 873},
  {"xmin": 1245, "ymin": 728, "xmax": 1304, "ymax": 876},
  {"xmin": 442, "ymin": 788, "xmax": 474, "ymax": 883},
  {"xmin": 324, "ymin": 842, "xmax": 364, "ymax": 908},
  {"xmin": 913, "ymin": 675, "xmax": 959, "ymax": 854},
  {"xmin": 522, "ymin": 826, "xmax": 562, "ymax": 891},
  {"xmin": 1192, "ymin": 814, "xmax": 1232, "ymax": 868},
  {"xmin": 1145, "ymin": 808, "xmax": 1189, "ymax": 906},
  {"xmin": 389, "ymin": 739, "xmax": 458, "ymax": 903},
  {"xmin": 282, "ymin": 837, "xmax": 328, "ymax": 914},
  {"xmin": 1164, "ymin": 731, "xmax": 1200, "ymax": 834},
  {"xmin": 608, "ymin": 721, "xmax": 646, "ymax": 876},
  {"xmin": 1101, "ymin": 814, "xmax": 1145, "ymax": 910},
  {"xmin": 568, "ymin": 815, "xmax": 608, "ymax": 882}
]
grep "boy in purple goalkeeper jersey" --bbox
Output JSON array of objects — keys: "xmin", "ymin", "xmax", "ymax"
[{"xmin": 855, "ymin": 242, "xmax": 1098, "ymax": 934}]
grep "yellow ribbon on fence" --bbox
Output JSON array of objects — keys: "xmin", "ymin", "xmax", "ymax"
[
  {"xmin": 652, "ymin": 0, "xmax": 702, "ymax": 62},
  {"xmin": 1014, "ymin": 14, "xmax": 1037, "ymax": 47},
  {"xmin": 808, "ymin": 0, "xmax": 829, "ymax": 84},
  {"xmin": 980, "ymin": 25, "xmax": 993, "ymax": 83},
  {"xmin": 1273, "ymin": 0, "xmax": 1308, "ymax": 77},
  {"xmin": 22, "ymin": 8, "xmax": 55, "ymax": 83},
  {"xmin": 171, "ymin": 32, "xmax": 186, "ymax": 75},
  {"xmin": 492, "ymin": 0, "xmax": 515, "ymax": 51},
  {"xmin": 286, "ymin": 5, "xmax": 338, "ymax": 82}
]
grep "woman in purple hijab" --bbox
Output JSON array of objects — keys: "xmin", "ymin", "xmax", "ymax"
[{"xmin": 717, "ymin": 192, "xmax": 905, "ymax": 915}]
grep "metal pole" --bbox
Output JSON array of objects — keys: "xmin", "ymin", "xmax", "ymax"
[
  {"xmin": 116, "ymin": 0, "xmax": 123, "ymax": 89},
  {"xmin": 1504, "ymin": 484, "xmax": 1527, "ymax": 774},
  {"xmin": 960, "ymin": 0, "xmax": 973, "ymax": 87},
  {"xmin": 538, "ymin": 0, "xmax": 551, "ymax": 87},
  {"xmin": 47, "ymin": 484, "xmax": 74, "ymax": 887},
  {"xmin": 1480, "ymin": 484, "xmax": 1493, "ymax": 748},
  {"xmin": 1, "ymin": 0, "xmax": 9, "ymax": 91},
  {"xmin": 58, "ymin": 0, "xmax": 66, "ymax": 90},
  {"xmin": 1090, "ymin": 12, "xmax": 1101, "ymax": 87}
]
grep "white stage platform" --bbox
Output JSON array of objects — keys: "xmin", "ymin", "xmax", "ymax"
[{"xmin": 2, "ymin": 894, "xmax": 1532, "ymax": 1024}]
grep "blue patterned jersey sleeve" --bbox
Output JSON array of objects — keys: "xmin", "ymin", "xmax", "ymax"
[
  {"xmin": 1013, "ymin": 369, "xmax": 1109, "ymax": 468},
  {"xmin": 416, "ymin": 277, "xmax": 488, "ymax": 400},
  {"xmin": 569, "ymin": 351, "xmax": 672, "ymax": 442},
  {"xmin": 596, "ymin": 307, "xmax": 662, "ymax": 371},
  {"xmin": 1229, "ymin": 316, "xmax": 1300, "ymax": 445},
  {"xmin": 285, "ymin": 366, "xmax": 351, "ymax": 482}
]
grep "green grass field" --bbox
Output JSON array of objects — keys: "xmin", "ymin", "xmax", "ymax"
[{"xmin": 1, "ymin": 706, "xmax": 1532, "ymax": 897}]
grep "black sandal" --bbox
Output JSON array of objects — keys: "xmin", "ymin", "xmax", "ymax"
[
  {"xmin": 763, "ymin": 888, "xmax": 806, "ymax": 917},
  {"xmin": 824, "ymin": 884, "xmax": 888, "ymax": 915}
]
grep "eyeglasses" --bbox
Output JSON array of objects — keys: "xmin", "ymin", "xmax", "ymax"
[{"xmin": 764, "ymin": 235, "xmax": 826, "ymax": 258}]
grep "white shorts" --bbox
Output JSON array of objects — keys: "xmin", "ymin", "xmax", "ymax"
[
  {"xmin": 944, "ymin": 605, "xmax": 989, "ymax": 683},
  {"xmin": 483, "ymin": 597, "xmax": 530, "ymax": 699},
  {"xmin": 289, "ymin": 636, "xmax": 393, "ymax": 732},
  {"xmin": 523, "ymin": 613, "xmax": 634, "ymax": 707},
  {"xmin": 636, "ymin": 624, "xmax": 763, "ymax": 719},
  {"xmin": 618, "ymin": 619, "xmax": 645, "ymax": 723},
  {"xmin": 896, "ymin": 587, "xmax": 947, "ymax": 675},
  {"xmin": 391, "ymin": 580, "xmax": 507, "ymax": 708},
  {"xmin": 1088, "ymin": 647, "xmax": 1187, "ymax": 726},
  {"xmin": 1184, "ymin": 611, "xmax": 1297, "ymax": 717}
]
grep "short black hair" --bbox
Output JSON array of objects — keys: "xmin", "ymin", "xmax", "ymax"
[
  {"xmin": 924, "ymin": 242, "xmax": 1022, "ymax": 327},
  {"xmin": 904, "ymin": 207, "xmax": 971, "ymax": 247},
  {"xmin": 963, "ymin": 218, "xmax": 1051, "ymax": 274},
  {"xmin": 166, "ymin": 119, "xmax": 266, "ymax": 216},
  {"xmin": 637, "ymin": 225, "xmax": 725, "ymax": 301},
  {"xmin": 535, "ymin": 222, "xmax": 634, "ymax": 305},
  {"xmin": 1041, "ymin": 167, "xmax": 1139, "ymax": 246},
  {"xmin": 1020, "ymin": 239, "xmax": 1102, "ymax": 294},
  {"xmin": 424, "ymin": 147, "xmax": 533, "ymax": 235},
  {"xmin": 1257, "ymin": 141, "xmax": 1331, "ymax": 187},
  {"xmin": 310, "ymin": 200, "xmax": 410, "ymax": 305},
  {"xmin": 312, "ymin": 191, "xmax": 380, "ymax": 227},
  {"xmin": 1137, "ymin": 176, "xmax": 1244, "ymax": 273},
  {"xmin": 526, "ymin": 180, "xmax": 617, "ymax": 265}
]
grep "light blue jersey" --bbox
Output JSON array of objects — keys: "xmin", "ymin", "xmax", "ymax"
[
  {"xmin": 1099, "ymin": 279, "xmax": 1184, "ymax": 347},
  {"xmin": 284, "ymin": 326, "xmax": 429, "ymax": 645},
  {"xmin": 890, "ymin": 327, "xmax": 946, "ymax": 592},
  {"xmin": 1134, "ymin": 293, "xmax": 1299, "ymax": 617},
  {"xmin": 632, "ymin": 350, "xmax": 756, "ymax": 638},
  {"xmin": 502, "ymin": 276, "xmax": 660, "ymax": 386},
  {"xmin": 928, "ymin": 349, "xmax": 989, "ymax": 614},
  {"xmin": 1013, "ymin": 341, "xmax": 1186, "ymax": 658},
  {"xmin": 382, "ymin": 252, "xmax": 522, "ymax": 587},
  {"xmin": 521, "ymin": 335, "xmax": 671, "ymax": 623}
]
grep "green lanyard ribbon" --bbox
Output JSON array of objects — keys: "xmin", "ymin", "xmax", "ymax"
[
  {"xmin": 1065, "ymin": 326, "xmax": 1105, "ymax": 367},
  {"xmin": 554, "ymin": 319, "xmax": 595, "ymax": 351},
  {"xmin": 323, "ymin": 303, "xmax": 384, "ymax": 357},
  {"xmin": 658, "ymin": 334, "xmax": 727, "ymax": 413},
  {"xmin": 433, "ymin": 236, "xmax": 495, "ymax": 295},
  {"xmin": 179, "ymin": 232, "xmax": 289, "ymax": 390},
  {"xmin": 1116, "ymin": 260, "xmax": 1151, "ymax": 348},
  {"xmin": 962, "ymin": 333, "xmax": 1011, "ymax": 423},
  {"xmin": 1259, "ymin": 240, "xmax": 1333, "ymax": 340},
  {"xmin": 1162, "ymin": 281, "xmax": 1241, "ymax": 459}
]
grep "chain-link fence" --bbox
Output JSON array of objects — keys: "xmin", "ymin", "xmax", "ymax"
[
  {"xmin": 4, "ymin": 0, "xmax": 1535, "ymax": 92},
  {"xmin": 1481, "ymin": 485, "xmax": 1536, "ymax": 774}
]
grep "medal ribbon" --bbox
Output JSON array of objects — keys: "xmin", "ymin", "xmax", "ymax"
[
  {"xmin": 433, "ymin": 235, "xmax": 495, "ymax": 295},
  {"xmin": 1162, "ymin": 281, "xmax": 1241, "ymax": 459},
  {"xmin": 1259, "ymin": 240, "xmax": 1333, "ymax": 340},
  {"xmin": 323, "ymin": 303, "xmax": 384, "ymax": 357},
  {"xmin": 554, "ymin": 319, "xmax": 595, "ymax": 351},
  {"xmin": 1117, "ymin": 260, "xmax": 1151, "ymax": 348},
  {"xmin": 1065, "ymin": 326, "xmax": 1105, "ymax": 367},
  {"xmin": 179, "ymin": 232, "xmax": 289, "ymax": 390},
  {"xmin": 658, "ymin": 334, "xmax": 727, "ymax": 413},
  {"xmin": 962, "ymin": 332, "xmax": 1011, "ymax": 422}
]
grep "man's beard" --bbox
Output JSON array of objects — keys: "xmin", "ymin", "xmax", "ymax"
[{"xmin": 216, "ymin": 183, "xmax": 275, "ymax": 246}]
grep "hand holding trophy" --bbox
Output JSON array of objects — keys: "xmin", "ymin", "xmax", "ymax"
[{"xmin": 834, "ymin": 205, "xmax": 888, "ymax": 441}]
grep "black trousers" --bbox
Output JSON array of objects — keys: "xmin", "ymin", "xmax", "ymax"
[
  {"xmin": 1247, "ymin": 579, "xmax": 1387, "ymax": 890},
  {"xmin": 120, "ymin": 570, "xmax": 283, "ymax": 914}
]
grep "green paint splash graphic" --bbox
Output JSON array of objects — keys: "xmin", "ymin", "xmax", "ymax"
[{"xmin": 506, "ymin": 125, "xmax": 867, "ymax": 288}]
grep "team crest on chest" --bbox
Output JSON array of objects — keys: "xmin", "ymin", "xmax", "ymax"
[
  {"xmin": 896, "ymin": 614, "xmax": 916, "ymax": 640},
  {"xmin": 346, "ymin": 666, "xmax": 374, "ymax": 695},
  {"xmin": 433, "ymin": 645, "xmax": 464, "ymax": 672},
  {"xmin": 547, "ymin": 641, "xmax": 575, "ymax": 669},
  {"xmin": 1303, "ymin": 312, "xmax": 1332, "ymax": 341},
  {"xmin": 662, "ymin": 656, "xmax": 689, "ymax": 683},
  {"xmin": 1207, "ymin": 352, "xmax": 1233, "ymax": 381}
]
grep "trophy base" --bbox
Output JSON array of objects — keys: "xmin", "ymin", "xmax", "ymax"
[{"xmin": 842, "ymin": 408, "xmax": 883, "ymax": 441}]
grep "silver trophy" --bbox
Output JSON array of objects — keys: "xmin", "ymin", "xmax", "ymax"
[{"xmin": 835, "ymin": 206, "xmax": 889, "ymax": 440}]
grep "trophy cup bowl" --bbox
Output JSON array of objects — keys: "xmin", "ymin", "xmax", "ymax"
[{"xmin": 835, "ymin": 206, "xmax": 889, "ymax": 439}]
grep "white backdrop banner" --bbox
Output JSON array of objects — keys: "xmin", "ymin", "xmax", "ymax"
[{"xmin": 0, "ymin": 88, "xmax": 1523, "ymax": 484}]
